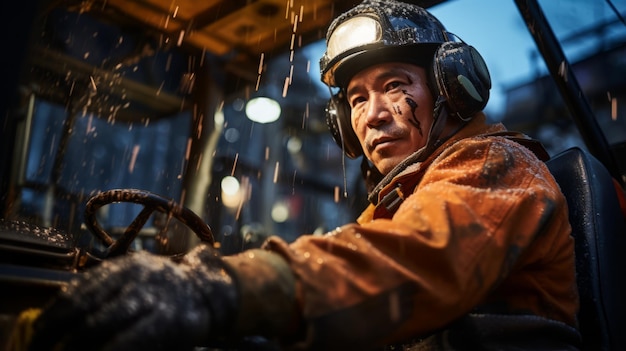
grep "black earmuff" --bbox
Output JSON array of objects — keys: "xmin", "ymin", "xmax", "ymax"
[
  {"xmin": 432, "ymin": 41, "xmax": 491, "ymax": 121},
  {"xmin": 325, "ymin": 90, "xmax": 363, "ymax": 159}
]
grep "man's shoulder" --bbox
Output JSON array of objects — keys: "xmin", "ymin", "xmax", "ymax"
[{"xmin": 445, "ymin": 128, "xmax": 550, "ymax": 163}]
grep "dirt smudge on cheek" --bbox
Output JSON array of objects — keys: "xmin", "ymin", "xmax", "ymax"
[
  {"xmin": 405, "ymin": 97, "xmax": 423, "ymax": 136},
  {"xmin": 393, "ymin": 105, "xmax": 402, "ymax": 115}
]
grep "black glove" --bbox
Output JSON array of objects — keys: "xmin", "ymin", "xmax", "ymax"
[{"xmin": 27, "ymin": 244, "xmax": 238, "ymax": 351}]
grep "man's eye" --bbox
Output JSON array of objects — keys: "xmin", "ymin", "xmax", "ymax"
[
  {"xmin": 350, "ymin": 96, "xmax": 365, "ymax": 107},
  {"xmin": 385, "ymin": 81, "xmax": 401, "ymax": 92}
]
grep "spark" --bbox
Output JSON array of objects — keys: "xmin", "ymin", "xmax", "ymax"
[
  {"xmin": 156, "ymin": 81, "xmax": 165, "ymax": 96},
  {"xmin": 258, "ymin": 53, "xmax": 265, "ymax": 75},
  {"xmin": 282, "ymin": 77, "xmax": 290, "ymax": 97},
  {"xmin": 129, "ymin": 145, "xmax": 140, "ymax": 174},
  {"xmin": 197, "ymin": 113, "xmax": 204, "ymax": 138},
  {"xmin": 256, "ymin": 53, "xmax": 265, "ymax": 91},
  {"xmin": 236, "ymin": 177, "xmax": 250, "ymax": 220},
  {"xmin": 273, "ymin": 161, "xmax": 280, "ymax": 183},
  {"xmin": 177, "ymin": 30, "xmax": 185, "ymax": 46},
  {"xmin": 185, "ymin": 137, "xmax": 192, "ymax": 161},
  {"xmin": 231, "ymin": 153, "xmax": 239, "ymax": 176},
  {"xmin": 89, "ymin": 76, "xmax": 97, "ymax": 92},
  {"xmin": 235, "ymin": 197, "xmax": 243, "ymax": 220},
  {"xmin": 86, "ymin": 115, "xmax": 94, "ymax": 134}
]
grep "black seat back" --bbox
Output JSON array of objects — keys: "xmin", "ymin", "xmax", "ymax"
[{"xmin": 546, "ymin": 147, "xmax": 626, "ymax": 350}]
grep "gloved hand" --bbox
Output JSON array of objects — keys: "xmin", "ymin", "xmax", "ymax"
[{"xmin": 27, "ymin": 244, "xmax": 238, "ymax": 351}]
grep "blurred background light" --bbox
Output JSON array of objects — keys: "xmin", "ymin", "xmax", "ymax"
[
  {"xmin": 221, "ymin": 175, "xmax": 242, "ymax": 209},
  {"xmin": 245, "ymin": 96, "xmax": 281, "ymax": 123},
  {"xmin": 271, "ymin": 201, "xmax": 290, "ymax": 223}
]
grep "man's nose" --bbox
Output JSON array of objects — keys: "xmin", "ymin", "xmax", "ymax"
[{"xmin": 364, "ymin": 94, "xmax": 391, "ymax": 127}]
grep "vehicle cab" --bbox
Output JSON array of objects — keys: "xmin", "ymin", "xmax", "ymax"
[{"xmin": 1, "ymin": 0, "xmax": 624, "ymax": 349}]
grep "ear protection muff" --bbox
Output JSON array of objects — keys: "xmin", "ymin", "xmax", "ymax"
[
  {"xmin": 432, "ymin": 41, "xmax": 492, "ymax": 121},
  {"xmin": 325, "ymin": 90, "xmax": 363, "ymax": 159}
]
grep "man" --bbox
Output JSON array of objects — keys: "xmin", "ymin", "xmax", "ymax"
[{"xmin": 27, "ymin": 0, "xmax": 580, "ymax": 350}]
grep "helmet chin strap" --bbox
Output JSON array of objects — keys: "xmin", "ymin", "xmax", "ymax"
[
  {"xmin": 423, "ymin": 95, "xmax": 451, "ymax": 151},
  {"xmin": 365, "ymin": 96, "xmax": 466, "ymax": 204}
]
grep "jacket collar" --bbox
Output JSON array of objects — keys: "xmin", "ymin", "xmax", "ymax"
[{"xmin": 367, "ymin": 113, "xmax": 547, "ymax": 217}]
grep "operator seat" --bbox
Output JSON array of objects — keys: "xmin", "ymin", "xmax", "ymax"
[{"xmin": 546, "ymin": 147, "xmax": 626, "ymax": 351}]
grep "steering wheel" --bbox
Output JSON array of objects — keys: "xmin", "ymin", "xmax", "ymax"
[{"xmin": 84, "ymin": 188, "xmax": 214, "ymax": 258}]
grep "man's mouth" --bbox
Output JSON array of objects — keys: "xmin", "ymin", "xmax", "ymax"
[{"xmin": 369, "ymin": 135, "xmax": 399, "ymax": 152}]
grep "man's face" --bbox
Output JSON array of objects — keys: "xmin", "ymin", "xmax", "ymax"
[{"xmin": 346, "ymin": 62, "xmax": 435, "ymax": 175}]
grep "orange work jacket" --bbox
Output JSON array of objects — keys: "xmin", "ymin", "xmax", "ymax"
[{"xmin": 245, "ymin": 114, "xmax": 578, "ymax": 349}]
